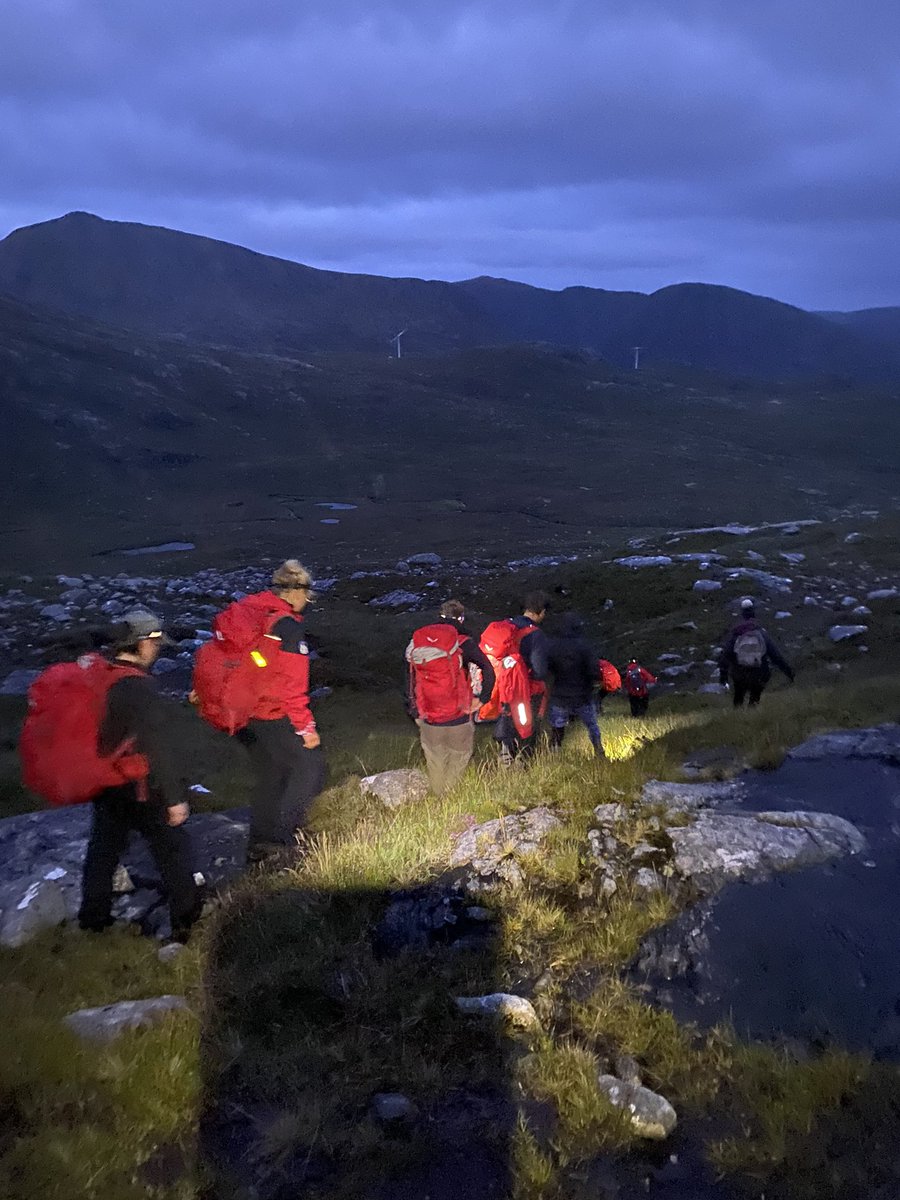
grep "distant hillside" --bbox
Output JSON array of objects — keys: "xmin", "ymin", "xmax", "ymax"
[
  {"xmin": 2, "ymin": 292, "xmax": 899, "ymax": 571},
  {"xmin": 820, "ymin": 306, "xmax": 900, "ymax": 354},
  {"xmin": 2, "ymin": 212, "xmax": 900, "ymax": 382}
]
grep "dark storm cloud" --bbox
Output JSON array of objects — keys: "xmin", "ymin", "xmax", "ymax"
[{"xmin": 2, "ymin": 0, "xmax": 899, "ymax": 308}]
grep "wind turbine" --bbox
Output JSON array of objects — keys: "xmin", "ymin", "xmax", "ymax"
[
  {"xmin": 631, "ymin": 345, "xmax": 644, "ymax": 370},
  {"xmin": 390, "ymin": 329, "xmax": 408, "ymax": 359}
]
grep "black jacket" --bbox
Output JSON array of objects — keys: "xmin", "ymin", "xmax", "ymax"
[
  {"xmin": 510, "ymin": 616, "xmax": 549, "ymax": 682},
  {"xmin": 547, "ymin": 617, "xmax": 597, "ymax": 707},
  {"xmin": 100, "ymin": 664, "xmax": 187, "ymax": 808},
  {"xmin": 405, "ymin": 619, "xmax": 496, "ymax": 726},
  {"xmin": 718, "ymin": 619, "xmax": 793, "ymax": 683}
]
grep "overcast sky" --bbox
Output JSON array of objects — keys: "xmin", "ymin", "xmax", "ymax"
[{"xmin": 2, "ymin": 0, "xmax": 899, "ymax": 310}]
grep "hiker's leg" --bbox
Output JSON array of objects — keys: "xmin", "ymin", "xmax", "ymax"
[
  {"xmin": 575, "ymin": 702, "xmax": 604, "ymax": 754},
  {"xmin": 748, "ymin": 677, "xmax": 765, "ymax": 706},
  {"xmin": 419, "ymin": 720, "xmax": 459, "ymax": 794},
  {"xmin": 548, "ymin": 704, "xmax": 568, "ymax": 750},
  {"xmin": 281, "ymin": 742, "xmax": 327, "ymax": 838},
  {"xmin": 628, "ymin": 695, "xmax": 641, "ymax": 717},
  {"xmin": 239, "ymin": 720, "xmax": 292, "ymax": 848},
  {"xmin": 136, "ymin": 798, "xmax": 201, "ymax": 940},
  {"xmin": 78, "ymin": 790, "xmax": 132, "ymax": 931},
  {"xmin": 732, "ymin": 678, "xmax": 748, "ymax": 707},
  {"xmin": 519, "ymin": 697, "xmax": 545, "ymax": 761},
  {"xmin": 494, "ymin": 711, "xmax": 517, "ymax": 764},
  {"xmin": 437, "ymin": 721, "xmax": 475, "ymax": 794}
]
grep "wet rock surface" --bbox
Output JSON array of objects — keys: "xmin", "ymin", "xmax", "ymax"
[{"xmin": 634, "ymin": 755, "xmax": 900, "ymax": 1058}]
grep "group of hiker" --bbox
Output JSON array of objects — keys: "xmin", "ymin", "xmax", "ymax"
[{"xmin": 18, "ymin": 562, "xmax": 793, "ymax": 947}]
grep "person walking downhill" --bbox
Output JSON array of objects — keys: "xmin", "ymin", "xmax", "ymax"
[
  {"xmin": 18, "ymin": 609, "xmax": 202, "ymax": 941},
  {"xmin": 192, "ymin": 560, "xmax": 326, "ymax": 863},
  {"xmin": 719, "ymin": 598, "xmax": 794, "ymax": 707},
  {"xmin": 406, "ymin": 600, "xmax": 495, "ymax": 796},
  {"xmin": 546, "ymin": 612, "xmax": 606, "ymax": 758},
  {"xmin": 623, "ymin": 657, "xmax": 657, "ymax": 718},
  {"xmin": 481, "ymin": 591, "xmax": 550, "ymax": 766}
]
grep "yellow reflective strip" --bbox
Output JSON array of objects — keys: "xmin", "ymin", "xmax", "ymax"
[{"xmin": 250, "ymin": 650, "xmax": 268, "ymax": 667}]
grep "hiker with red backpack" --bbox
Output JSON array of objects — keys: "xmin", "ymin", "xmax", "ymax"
[
  {"xmin": 623, "ymin": 658, "xmax": 657, "ymax": 718},
  {"xmin": 596, "ymin": 659, "xmax": 622, "ymax": 713},
  {"xmin": 719, "ymin": 598, "xmax": 794, "ymax": 707},
  {"xmin": 192, "ymin": 559, "xmax": 325, "ymax": 862},
  {"xmin": 479, "ymin": 592, "xmax": 549, "ymax": 766},
  {"xmin": 405, "ymin": 600, "xmax": 495, "ymax": 795},
  {"xmin": 546, "ymin": 612, "xmax": 606, "ymax": 758},
  {"xmin": 20, "ymin": 609, "xmax": 202, "ymax": 941}
]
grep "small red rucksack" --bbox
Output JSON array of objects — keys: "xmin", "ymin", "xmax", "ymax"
[
  {"xmin": 477, "ymin": 620, "xmax": 540, "ymax": 736},
  {"xmin": 192, "ymin": 595, "xmax": 284, "ymax": 734},
  {"xmin": 624, "ymin": 664, "xmax": 647, "ymax": 697},
  {"xmin": 406, "ymin": 624, "xmax": 473, "ymax": 724},
  {"xmin": 19, "ymin": 655, "xmax": 149, "ymax": 807},
  {"xmin": 598, "ymin": 659, "xmax": 622, "ymax": 693}
]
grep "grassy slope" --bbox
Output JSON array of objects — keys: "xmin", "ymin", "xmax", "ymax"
[{"xmin": 2, "ymin": 521, "xmax": 900, "ymax": 1198}]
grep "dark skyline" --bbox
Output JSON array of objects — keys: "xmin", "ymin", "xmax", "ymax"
[{"xmin": 2, "ymin": 0, "xmax": 898, "ymax": 311}]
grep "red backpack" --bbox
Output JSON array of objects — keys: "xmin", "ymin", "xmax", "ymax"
[
  {"xmin": 406, "ymin": 624, "xmax": 473, "ymax": 724},
  {"xmin": 19, "ymin": 655, "xmax": 149, "ymax": 807},
  {"xmin": 192, "ymin": 594, "xmax": 284, "ymax": 734},
  {"xmin": 598, "ymin": 659, "xmax": 622, "ymax": 693},
  {"xmin": 624, "ymin": 663, "xmax": 648, "ymax": 697},
  {"xmin": 477, "ymin": 620, "xmax": 541, "ymax": 737}
]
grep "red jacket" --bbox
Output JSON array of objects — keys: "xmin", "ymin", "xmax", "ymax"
[
  {"xmin": 242, "ymin": 592, "xmax": 316, "ymax": 734},
  {"xmin": 623, "ymin": 663, "xmax": 656, "ymax": 697}
]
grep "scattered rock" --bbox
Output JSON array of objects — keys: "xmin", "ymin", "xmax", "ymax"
[
  {"xmin": 614, "ymin": 556, "xmax": 674, "ymax": 569},
  {"xmin": 852, "ymin": 605, "xmax": 872, "ymax": 616},
  {"xmin": 867, "ymin": 588, "xmax": 899, "ymax": 601},
  {"xmin": 369, "ymin": 590, "xmax": 424, "ymax": 608},
  {"xmin": 692, "ymin": 580, "xmax": 722, "ymax": 593},
  {"xmin": 0, "ymin": 668, "xmax": 40, "ymax": 695},
  {"xmin": 679, "ymin": 746, "xmax": 746, "ymax": 779},
  {"xmin": 828, "ymin": 624, "xmax": 868, "ymax": 643},
  {"xmin": 592, "ymin": 803, "xmax": 629, "ymax": 825},
  {"xmin": 39, "ymin": 604, "xmax": 70, "ymax": 622},
  {"xmin": 454, "ymin": 993, "xmax": 540, "ymax": 1030},
  {"xmin": 406, "ymin": 553, "xmax": 442, "ymax": 567},
  {"xmin": 844, "ymin": 532, "xmax": 864, "ymax": 544},
  {"xmin": 372, "ymin": 1093, "xmax": 417, "ymax": 1122},
  {"xmin": 359, "ymin": 769, "xmax": 429, "ymax": 809},
  {"xmin": 641, "ymin": 779, "xmax": 745, "ymax": 812},
  {"xmin": 774, "ymin": 611, "xmax": 791, "ymax": 620},
  {"xmin": 158, "ymin": 942, "xmax": 185, "ymax": 964},
  {"xmin": 64, "ymin": 995, "xmax": 189, "ymax": 1042},
  {"xmin": 596, "ymin": 1075, "xmax": 677, "ymax": 1139}
]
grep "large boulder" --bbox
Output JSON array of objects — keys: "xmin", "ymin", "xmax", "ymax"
[
  {"xmin": 669, "ymin": 810, "xmax": 863, "ymax": 892},
  {"xmin": 0, "ymin": 876, "xmax": 68, "ymax": 947},
  {"xmin": 454, "ymin": 993, "xmax": 540, "ymax": 1030},
  {"xmin": 449, "ymin": 806, "xmax": 561, "ymax": 891},
  {"xmin": 360, "ymin": 769, "xmax": 429, "ymax": 809},
  {"xmin": 828, "ymin": 624, "xmax": 868, "ymax": 643}
]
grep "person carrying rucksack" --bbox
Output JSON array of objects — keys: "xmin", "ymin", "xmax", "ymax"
[
  {"xmin": 479, "ymin": 592, "xmax": 549, "ymax": 766},
  {"xmin": 20, "ymin": 609, "xmax": 202, "ymax": 941},
  {"xmin": 596, "ymin": 659, "xmax": 622, "ymax": 713},
  {"xmin": 192, "ymin": 559, "xmax": 325, "ymax": 862},
  {"xmin": 719, "ymin": 598, "xmax": 794, "ymax": 707},
  {"xmin": 623, "ymin": 657, "xmax": 657, "ymax": 718},
  {"xmin": 405, "ymin": 600, "xmax": 495, "ymax": 795},
  {"xmin": 546, "ymin": 613, "xmax": 605, "ymax": 757}
]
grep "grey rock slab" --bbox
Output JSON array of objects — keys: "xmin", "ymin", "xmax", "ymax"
[
  {"xmin": 592, "ymin": 803, "xmax": 629, "ymax": 825},
  {"xmin": 406, "ymin": 553, "xmax": 442, "ymax": 566},
  {"xmin": 39, "ymin": 604, "xmax": 70, "ymax": 622},
  {"xmin": 828, "ymin": 624, "xmax": 868, "ymax": 642},
  {"xmin": 867, "ymin": 588, "xmax": 898, "ymax": 601},
  {"xmin": 754, "ymin": 810, "xmax": 866, "ymax": 855},
  {"xmin": 641, "ymin": 779, "xmax": 745, "ymax": 812},
  {"xmin": 788, "ymin": 724, "xmax": 900, "ymax": 764},
  {"xmin": 669, "ymin": 811, "xmax": 863, "ymax": 892},
  {"xmin": 697, "ymin": 682, "xmax": 729, "ymax": 694},
  {"xmin": 0, "ymin": 877, "xmax": 68, "ymax": 947},
  {"xmin": 596, "ymin": 1075, "xmax": 677, "ymax": 1139},
  {"xmin": 158, "ymin": 943, "xmax": 186, "ymax": 964},
  {"xmin": 64, "ymin": 995, "xmax": 189, "ymax": 1042},
  {"xmin": 449, "ymin": 807, "xmax": 561, "ymax": 887},
  {"xmin": 369, "ymin": 590, "xmax": 424, "ymax": 608},
  {"xmin": 454, "ymin": 993, "xmax": 540, "ymax": 1030},
  {"xmin": 614, "ymin": 556, "xmax": 673, "ymax": 569},
  {"xmin": 692, "ymin": 579, "xmax": 722, "ymax": 592},
  {"xmin": 359, "ymin": 768, "xmax": 429, "ymax": 809},
  {"xmin": 726, "ymin": 567, "xmax": 793, "ymax": 593}
]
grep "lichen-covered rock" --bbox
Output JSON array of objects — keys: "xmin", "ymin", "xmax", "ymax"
[
  {"xmin": 641, "ymin": 779, "xmax": 745, "ymax": 812},
  {"xmin": 359, "ymin": 768, "xmax": 429, "ymax": 809},
  {"xmin": 454, "ymin": 993, "xmax": 540, "ymax": 1030},
  {"xmin": 596, "ymin": 1075, "xmax": 677, "ymax": 1139},
  {"xmin": 669, "ymin": 811, "xmax": 863, "ymax": 892},
  {"xmin": 64, "ymin": 995, "xmax": 189, "ymax": 1042},
  {"xmin": 449, "ymin": 806, "xmax": 561, "ymax": 891}
]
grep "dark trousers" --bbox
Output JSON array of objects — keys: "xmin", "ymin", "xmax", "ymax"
[
  {"xmin": 493, "ymin": 696, "xmax": 544, "ymax": 762},
  {"xmin": 238, "ymin": 717, "xmax": 326, "ymax": 848},
  {"xmin": 79, "ymin": 786, "xmax": 200, "ymax": 936},
  {"xmin": 548, "ymin": 701, "xmax": 603, "ymax": 751},
  {"xmin": 628, "ymin": 694, "xmax": 650, "ymax": 717},
  {"xmin": 731, "ymin": 666, "xmax": 769, "ymax": 707}
]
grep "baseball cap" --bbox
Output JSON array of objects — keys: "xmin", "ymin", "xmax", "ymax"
[{"xmin": 112, "ymin": 608, "xmax": 171, "ymax": 647}]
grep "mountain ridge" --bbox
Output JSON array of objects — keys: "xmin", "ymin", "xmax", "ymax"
[{"xmin": 2, "ymin": 211, "xmax": 899, "ymax": 381}]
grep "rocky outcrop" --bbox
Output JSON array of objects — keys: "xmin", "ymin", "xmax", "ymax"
[
  {"xmin": 641, "ymin": 778, "xmax": 745, "ymax": 811},
  {"xmin": 788, "ymin": 724, "xmax": 900, "ymax": 763},
  {"xmin": 454, "ymin": 993, "xmax": 540, "ymax": 1030},
  {"xmin": 359, "ymin": 768, "xmax": 429, "ymax": 808},
  {"xmin": 669, "ymin": 810, "xmax": 864, "ymax": 892},
  {"xmin": 448, "ymin": 806, "xmax": 561, "ymax": 892},
  {"xmin": 0, "ymin": 805, "xmax": 249, "ymax": 945}
]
